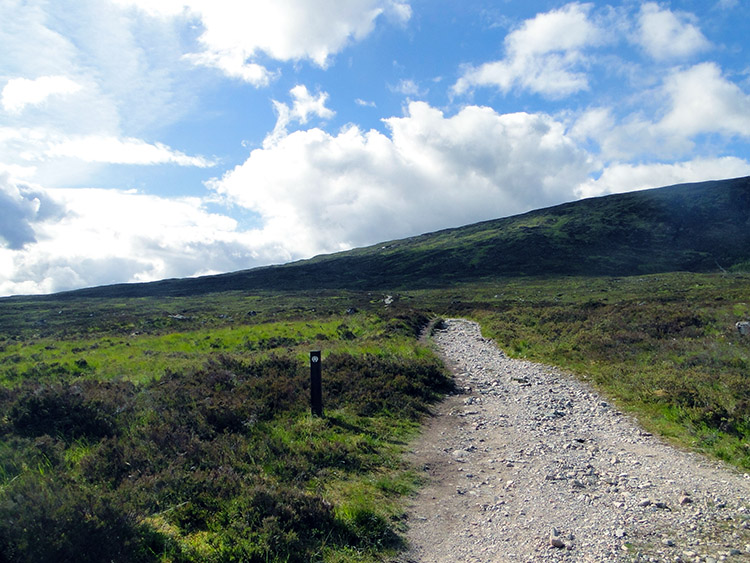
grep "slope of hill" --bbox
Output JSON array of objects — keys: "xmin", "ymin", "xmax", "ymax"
[
  {"xmin": 16, "ymin": 175, "xmax": 750, "ymax": 299},
  {"xmin": 302, "ymin": 175, "xmax": 750, "ymax": 285}
]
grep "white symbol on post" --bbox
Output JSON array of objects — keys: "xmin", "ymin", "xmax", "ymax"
[{"xmin": 312, "ymin": 356, "xmax": 319, "ymax": 362}]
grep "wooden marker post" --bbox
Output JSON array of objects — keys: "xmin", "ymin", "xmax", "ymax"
[{"xmin": 310, "ymin": 350, "xmax": 323, "ymax": 417}]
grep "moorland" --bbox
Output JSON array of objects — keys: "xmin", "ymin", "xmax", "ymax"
[{"xmin": 1, "ymin": 176, "xmax": 749, "ymax": 562}]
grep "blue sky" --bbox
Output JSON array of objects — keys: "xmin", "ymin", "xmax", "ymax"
[{"xmin": 1, "ymin": 0, "xmax": 749, "ymax": 296}]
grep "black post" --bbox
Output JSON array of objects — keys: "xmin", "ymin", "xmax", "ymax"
[{"xmin": 310, "ymin": 350, "xmax": 323, "ymax": 417}]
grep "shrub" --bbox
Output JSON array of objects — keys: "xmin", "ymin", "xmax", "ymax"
[
  {"xmin": 212, "ymin": 485, "xmax": 335, "ymax": 563},
  {"xmin": 339, "ymin": 503, "xmax": 402, "ymax": 551},
  {"xmin": 324, "ymin": 353, "xmax": 453, "ymax": 419},
  {"xmin": 0, "ymin": 472, "xmax": 169, "ymax": 563},
  {"xmin": 384, "ymin": 309, "xmax": 431, "ymax": 339},
  {"xmin": 0, "ymin": 341, "xmax": 450, "ymax": 562},
  {"xmin": 9, "ymin": 384, "xmax": 119, "ymax": 441}
]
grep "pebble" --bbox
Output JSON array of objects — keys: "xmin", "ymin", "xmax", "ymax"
[{"xmin": 400, "ymin": 320, "xmax": 750, "ymax": 563}]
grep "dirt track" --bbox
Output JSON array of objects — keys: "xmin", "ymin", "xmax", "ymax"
[{"xmin": 397, "ymin": 319, "xmax": 750, "ymax": 562}]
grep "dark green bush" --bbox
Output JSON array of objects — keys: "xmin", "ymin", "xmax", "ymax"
[
  {"xmin": 384, "ymin": 310, "xmax": 430, "ymax": 339},
  {"xmin": 211, "ymin": 485, "xmax": 335, "ymax": 563},
  {"xmin": 9, "ymin": 383, "xmax": 119, "ymax": 441},
  {"xmin": 0, "ymin": 472, "xmax": 169, "ymax": 563},
  {"xmin": 341, "ymin": 505, "xmax": 402, "ymax": 551},
  {"xmin": 324, "ymin": 352, "xmax": 453, "ymax": 419}
]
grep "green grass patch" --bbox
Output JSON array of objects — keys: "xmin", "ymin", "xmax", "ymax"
[
  {"xmin": 0, "ymin": 302, "xmax": 451, "ymax": 562},
  {"xmin": 0, "ymin": 307, "xmax": 400, "ymax": 385}
]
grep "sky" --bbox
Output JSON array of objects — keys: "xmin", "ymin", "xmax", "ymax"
[{"xmin": 1, "ymin": 0, "xmax": 750, "ymax": 296}]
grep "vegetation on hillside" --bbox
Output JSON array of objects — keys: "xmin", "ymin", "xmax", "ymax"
[
  {"xmin": 17, "ymin": 176, "xmax": 748, "ymax": 298},
  {"xmin": 0, "ymin": 300, "xmax": 452, "ymax": 562}
]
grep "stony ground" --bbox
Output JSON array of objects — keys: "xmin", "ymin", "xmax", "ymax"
[{"xmin": 397, "ymin": 319, "xmax": 750, "ymax": 563}]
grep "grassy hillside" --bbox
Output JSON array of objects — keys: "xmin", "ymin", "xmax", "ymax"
[
  {"xmin": 16, "ymin": 175, "xmax": 749, "ymax": 299},
  {"xmin": 0, "ymin": 296, "xmax": 451, "ymax": 562},
  {"xmin": 299, "ymin": 175, "xmax": 750, "ymax": 287}
]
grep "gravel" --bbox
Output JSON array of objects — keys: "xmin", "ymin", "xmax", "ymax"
[{"xmin": 397, "ymin": 319, "xmax": 750, "ymax": 562}]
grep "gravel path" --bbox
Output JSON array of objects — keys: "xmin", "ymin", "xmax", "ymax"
[{"xmin": 398, "ymin": 319, "xmax": 750, "ymax": 562}]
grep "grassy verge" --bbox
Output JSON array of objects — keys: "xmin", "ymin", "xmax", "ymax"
[{"xmin": 0, "ymin": 300, "xmax": 452, "ymax": 562}]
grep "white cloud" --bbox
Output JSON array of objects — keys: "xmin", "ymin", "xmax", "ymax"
[
  {"xmin": 184, "ymin": 51, "xmax": 278, "ymax": 87},
  {"xmin": 108, "ymin": 0, "xmax": 191, "ymax": 18},
  {"xmin": 1, "ymin": 1, "xmax": 196, "ymax": 133},
  {"xmin": 576, "ymin": 157, "xmax": 750, "ymax": 198},
  {"xmin": 46, "ymin": 135, "xmax": 216, "ymax": 167},
  {"xmin": 2, "ymin": 76, "xmax": 82, "ymax": 114},
  {"xmin": 0, "ymin": 0, "xmax": 210, "ymax": 187},
  {"xmin": 572, "ymin": 108, "xmax": 675, "ymax": 161},
  {"xmin": 355, "ymin": 98, "xmax": 377, "ymax": 108},
  {"xmin": 453, "ymin": 2, "xmax": 604, "ymax": 98},
  {"xmin": 0, "ymin": 163, "xmax": 37, "ymax": 179},
  {"xmin": 391, "ymin": 79, "xmax": 426, "ymax": 97},
  {"xmin": 117, "ymin": 0, "xmax": 412, "ymax": 85},
  {"xmin": 637, "ymin": 3, "xmax": 710, "ymax": 61},
  {"xmin": 0, "ymin": 184, "xmax": 272, "ymax": 296},
  {"xmin": 658, "ymin": 63, "xmax": 750, "ymax": 139},
  {"xmin": 573, "ymin": 63, "xmax": 750, "ymax": 161},
  {"xmin": 0, "ymin": 174, "xmax": 64, "ymax": 250},
  {"xmin": 0, "ymin": 127, "xmax": 214, "ymax": 186},
  {"xmin": 209, "ymin": 101, "xmax": 594, "ymax": 258},
  {"xmin": 266, "ymin": 85, "xmax": 335, "ymax": 148},
  {"xmin": 0, "ymin": 1, "xmax": 81, "ymax": 80}
]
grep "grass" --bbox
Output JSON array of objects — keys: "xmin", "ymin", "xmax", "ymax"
[
  {"xmin": 0, "ymin": 300, "xmax": 452, "ymax": 562},
  {"xmin": 2, "ymin": 272, "xmax": 750, "ymax": 562},
  {"xmin": 0, "ymin": 293, "xmax": 409, "ymax": 386}
]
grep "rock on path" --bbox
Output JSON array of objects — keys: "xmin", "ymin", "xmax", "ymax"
[{"xmin": 398, "ymin": 319, "xmax": 750, "ymax": 562}]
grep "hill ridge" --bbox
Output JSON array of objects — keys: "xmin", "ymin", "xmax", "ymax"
[{"xmin": 8, "ymin": 175, "xmax": 750, "ymax": 300}]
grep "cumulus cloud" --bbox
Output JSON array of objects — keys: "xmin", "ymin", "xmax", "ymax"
[
  {"xmin": 185, "ymin": 52, "xmax": 278, "ymax": 86},
  {"xmin": 636, "ymin": 3, "xmax": 710, "ymax": 61},
  {"xmin": 0, "ymin": 186, "xmax": 274, "ymax": 296},
  {"xmin": 573, "ymin": 63, "xmax": 750, "ymax": 161},
  {"xmin": 0, "ymin": 174, "xmax": 64, "ymax": 250},
  {"xmin": 266, "ymin": 85, "xmax": 335, "ymax": 147},
  {"xmin": 658, "ymin": 63, "xmax": 750, "ymax": 139},
  {"xmin": 572, "ymin": 107, "xmax": 674, "ymax": 161},
  {"xmin": 2, "ymin": 76, "xmax": 82, "ymax": 114},
  {"xmin": 576, "ymin": 157, "xmax": 750, "ymax": 198},
  {"xmin": 209, "ymin": 101, "xmax": 594, "ymax": 257},
  {"xmin": 453, "ymin": 2, "xmax": 604, "ymax": 98},
  {"xmin": 117, "ymin": 0, "xmax": 411, "ymax": 85}
]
